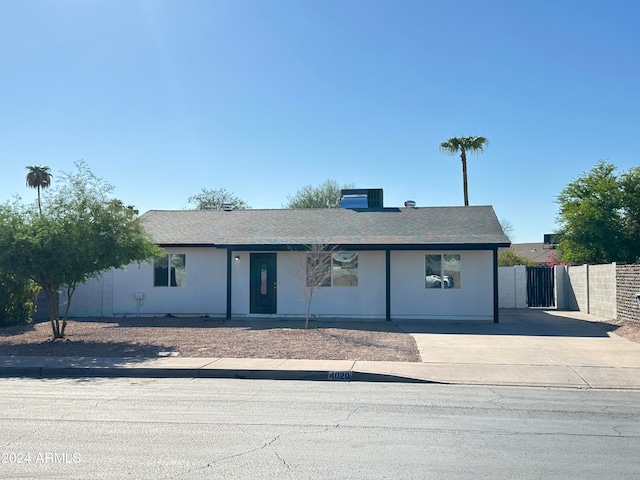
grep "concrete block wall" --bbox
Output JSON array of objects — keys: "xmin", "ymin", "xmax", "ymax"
[
  {"xmin": 566, "ymin": 264, "xmax": 588, "ymax": 312},
  {"xmin": 564, "ymin": 264, "xmax": 616, "ymax": 318},
  {"xmin": 616, "ymin": 264, "xmax": 640, "ymax": 323},
  {"xmin": 587, "ymin": 263, "xmax": 616, "ymax": 319},
  {"xmin": 500, "ymin": 263, "xmax": 637, "ymax": 322}
]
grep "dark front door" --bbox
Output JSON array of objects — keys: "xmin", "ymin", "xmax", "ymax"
[{"xmin": 250, "ymin": 253, "xmax": 277, "ymax": 314}]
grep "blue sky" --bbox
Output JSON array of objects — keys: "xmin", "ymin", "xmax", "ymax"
[{"xmin": 1, "ymin": 0, "xmax": 638, "ymax": 243}]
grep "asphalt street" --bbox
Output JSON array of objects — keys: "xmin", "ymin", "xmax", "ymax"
[{"xmin": 1, "ymin": 377, "xmax": 639, "ymax": 479}]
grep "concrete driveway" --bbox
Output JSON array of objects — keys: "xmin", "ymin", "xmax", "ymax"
[{"xmin": 397, "ymin": 309, "xmax": 640, "ymax": 388}]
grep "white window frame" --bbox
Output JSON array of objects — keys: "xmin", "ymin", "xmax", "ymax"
[
  {"xmin": 425, "ymin": 253, "xmax": 460, "ymax": 289},
  {"xmin": 153, "ymin": 253, "xmax": 186, "ymax": 287}
]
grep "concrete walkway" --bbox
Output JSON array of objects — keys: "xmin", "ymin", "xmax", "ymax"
[{"xmin": 2, "ymin": 309, "xmax": 640, "ymax": 389}]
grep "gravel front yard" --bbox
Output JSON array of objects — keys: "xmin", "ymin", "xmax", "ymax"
[
  {"xmin": 2, "ymin": 316, "xmax": 639, "ymax": 362},
  {"xmin": 0, "ymin": 317, "xmax": 421, "ymax": 362}
]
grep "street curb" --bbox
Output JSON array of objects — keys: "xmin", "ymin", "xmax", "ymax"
[
  {"xmin": 4, "ymin": 367, "xmax": 640, "ymax": 388},
  {"xmin": 0, "ymin": 367, "xmax": 432, "ymax": 383}
]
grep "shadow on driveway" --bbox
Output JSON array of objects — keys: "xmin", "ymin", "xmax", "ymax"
[{"xmin": 398, "ymin": 309, "xmax": 618, "ymax": 338}]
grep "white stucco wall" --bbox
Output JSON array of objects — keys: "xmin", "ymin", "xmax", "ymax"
[
  {"xmin": 69, "ymin": 247, "xmax": 498, "ymax": 321},
  {"xmin": 112, "ymin": 247, "xmax": 228, "ymax": 316},
  {"xmin": 389, "ymin": 250, "xmax": 494, "ymax": 320},
  {"xmin": 498, "ymin": 265, "xmax": 527, "ymax": 308},
  {"xmin": 231, "ymin": 250, "xmax": 387, "ymax": 319},
  {"xmin": 65, "ymin": 269, "xmax": 114, "ymax": 317}
]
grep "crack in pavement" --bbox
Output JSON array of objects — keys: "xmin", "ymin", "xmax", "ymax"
[
  {"xmin": 335, "ymin": 407, "xmax": 360, "ymax": 427},
  {"xmin": 160, "ymin": 433, "xmax": 286, "ymax": 480},
  {"xmin": 1, "ymin": 420, "xmax": 58, "ymax": 449}
]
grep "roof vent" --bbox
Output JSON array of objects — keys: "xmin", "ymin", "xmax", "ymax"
[
  {"xmin": 404, "ymin": 200, "xmax": 416, "ymax": 208},
  {"xmin": 221, "ymin": 203, "xmax": 233, "ymax": 211}
]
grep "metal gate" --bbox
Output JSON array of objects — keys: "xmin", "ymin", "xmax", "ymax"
[{"xmin": 526, "ymin": 266, "xmax": 555, "ymax": 307}]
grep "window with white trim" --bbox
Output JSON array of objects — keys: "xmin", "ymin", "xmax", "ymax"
[
  {"xmin": 154, "ymin": 254, "xmax": 186, "ymax": 287},
  {"xmin": 306, "ymin": 252, "xmax": 358, "ymax": 287},
  {"xmin": 425, "ymin": 254, "xmax": 460, "ymax": 289}
]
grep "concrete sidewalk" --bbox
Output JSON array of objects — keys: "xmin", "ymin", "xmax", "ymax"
[{"xmin": 1, "ymin": 309, "xmax": 640, "ymax": 389}]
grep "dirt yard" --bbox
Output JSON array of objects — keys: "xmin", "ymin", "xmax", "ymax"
[
  {"xmin": 2, "ymin": 316, "xmax": 639, "ymax": 362},
  {"xmin": 0, "ymin": 318, "xmax": 421, "ymax": 362},
  {"xmin": 607, "ymin": 319, "xmax": 640, "ymax": 344}
]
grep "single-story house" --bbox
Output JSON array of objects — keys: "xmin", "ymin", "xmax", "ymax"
[
  {"xmin": 68, "ymin": 198, "xmax": 510, "ymax": 322},
  {"xmin": 501, "ymin": 242, "xmax": 559, "ymax": 265}
]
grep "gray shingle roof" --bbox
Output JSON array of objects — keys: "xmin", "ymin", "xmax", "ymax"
[
  {"xmin": 504, "ymin": 243, "xmax": 556, "ymax": 264},
  {"xmin": 140, "ymin": 206, "xmax": 510, "ymax": 247}
]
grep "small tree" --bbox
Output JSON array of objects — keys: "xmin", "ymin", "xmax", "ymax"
[
  {"xmin": 291, "ymin": 244, "xmax": 336, "ymax": 329},
  {"xmin": 499, "ymin": 218, "xmax": 515, "ymax": 242},
  {"xmin": 555, "ymin": 161, "xmax": 636, "ymax": 264},
  {"xmin": 188, "ymin": 188, "xmax": 250, "ymax": 210},
  {"xmin": 284, "ymin": 180, "xmax": 355, "ymax": 209},
  {"xmin": 498, "ymin": 249, "xmax": 534, "ymax": 267},
  {"xmin": 0, "ymin": 161, "xmax": 164, "ymax": 338}
]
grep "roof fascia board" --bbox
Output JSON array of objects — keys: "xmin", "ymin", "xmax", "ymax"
[
  {"xmin": 158, "ymin": 243, "xmax": 218, "ymax": 248},
  {"xmin": 213, "ymin": 243, "xmax": 510, "ymax": 251}
]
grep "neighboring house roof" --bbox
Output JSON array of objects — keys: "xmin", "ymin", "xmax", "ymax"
[
  {"xmin": 505, "ymin": 242, "xmax": 557, "ymax": 264},
  {"xmin": 140, "ymin": 206, "xmax": 510, "ymax": 248}
]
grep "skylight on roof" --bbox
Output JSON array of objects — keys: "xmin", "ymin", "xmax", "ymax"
[{"xmin": 340, "ymin": 194, "xmax": 368, "ymax": 209}]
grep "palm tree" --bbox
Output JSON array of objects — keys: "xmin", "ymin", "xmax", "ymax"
[
  {"xmin": 26, "ymin": 165, "xmax": 53, "ymax": 215},
  {"xmin": 440, "ymin": 136, "xmax": 488, "ymax": 206}
]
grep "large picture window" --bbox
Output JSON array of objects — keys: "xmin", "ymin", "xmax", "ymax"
[
  {"xmin": 425, "ymin": 254, "xmax": 460, "ymax": 289},
  {"xmin": 306, "ymin": 252, "xmax": 358, "ymax": 287},
  {"xmin": 154, "ymin": 254, "xmax": 186, "ymax": 287}
]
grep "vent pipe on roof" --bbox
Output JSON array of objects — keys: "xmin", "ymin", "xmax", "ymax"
[
  {"xmin": 221, "ymin": 203, "xmax": 233, "ymax": 211},
  {"xmin": 404, "ymin": 200, "xmax": 416, "ymax": 208}
]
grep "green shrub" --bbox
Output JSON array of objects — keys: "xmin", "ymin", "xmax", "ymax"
[
  {"xmin": 0, "ymin": 271, "xmax": 40, "ymax": 325},
  {"xmin": 498, "ymin": 249, "xmax": 535, "ymax": 267}
]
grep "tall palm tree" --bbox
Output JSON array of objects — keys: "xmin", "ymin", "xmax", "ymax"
[
  {"xmin": 440, "ymin": 136, "xmax": 488, "ymax": 206},
  {"xmin": 26, "ymin": 165, "xmax": 53, "ymax": 215}
]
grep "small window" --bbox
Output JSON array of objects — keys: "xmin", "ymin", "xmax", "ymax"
[
  {"xmin": 426, "ymin": 254, "xmax": 460, "ymax": 289},
  {"xmin": 306, "ymin": 252, "xmax": 358, "ymax": 287},
  {"xmin": 332, "ymin": 253, "xmax": 358, "ymax": 286},
  {"xmin": 154, "ymin": 254, "xmax": 186, "ymax": 287}
]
